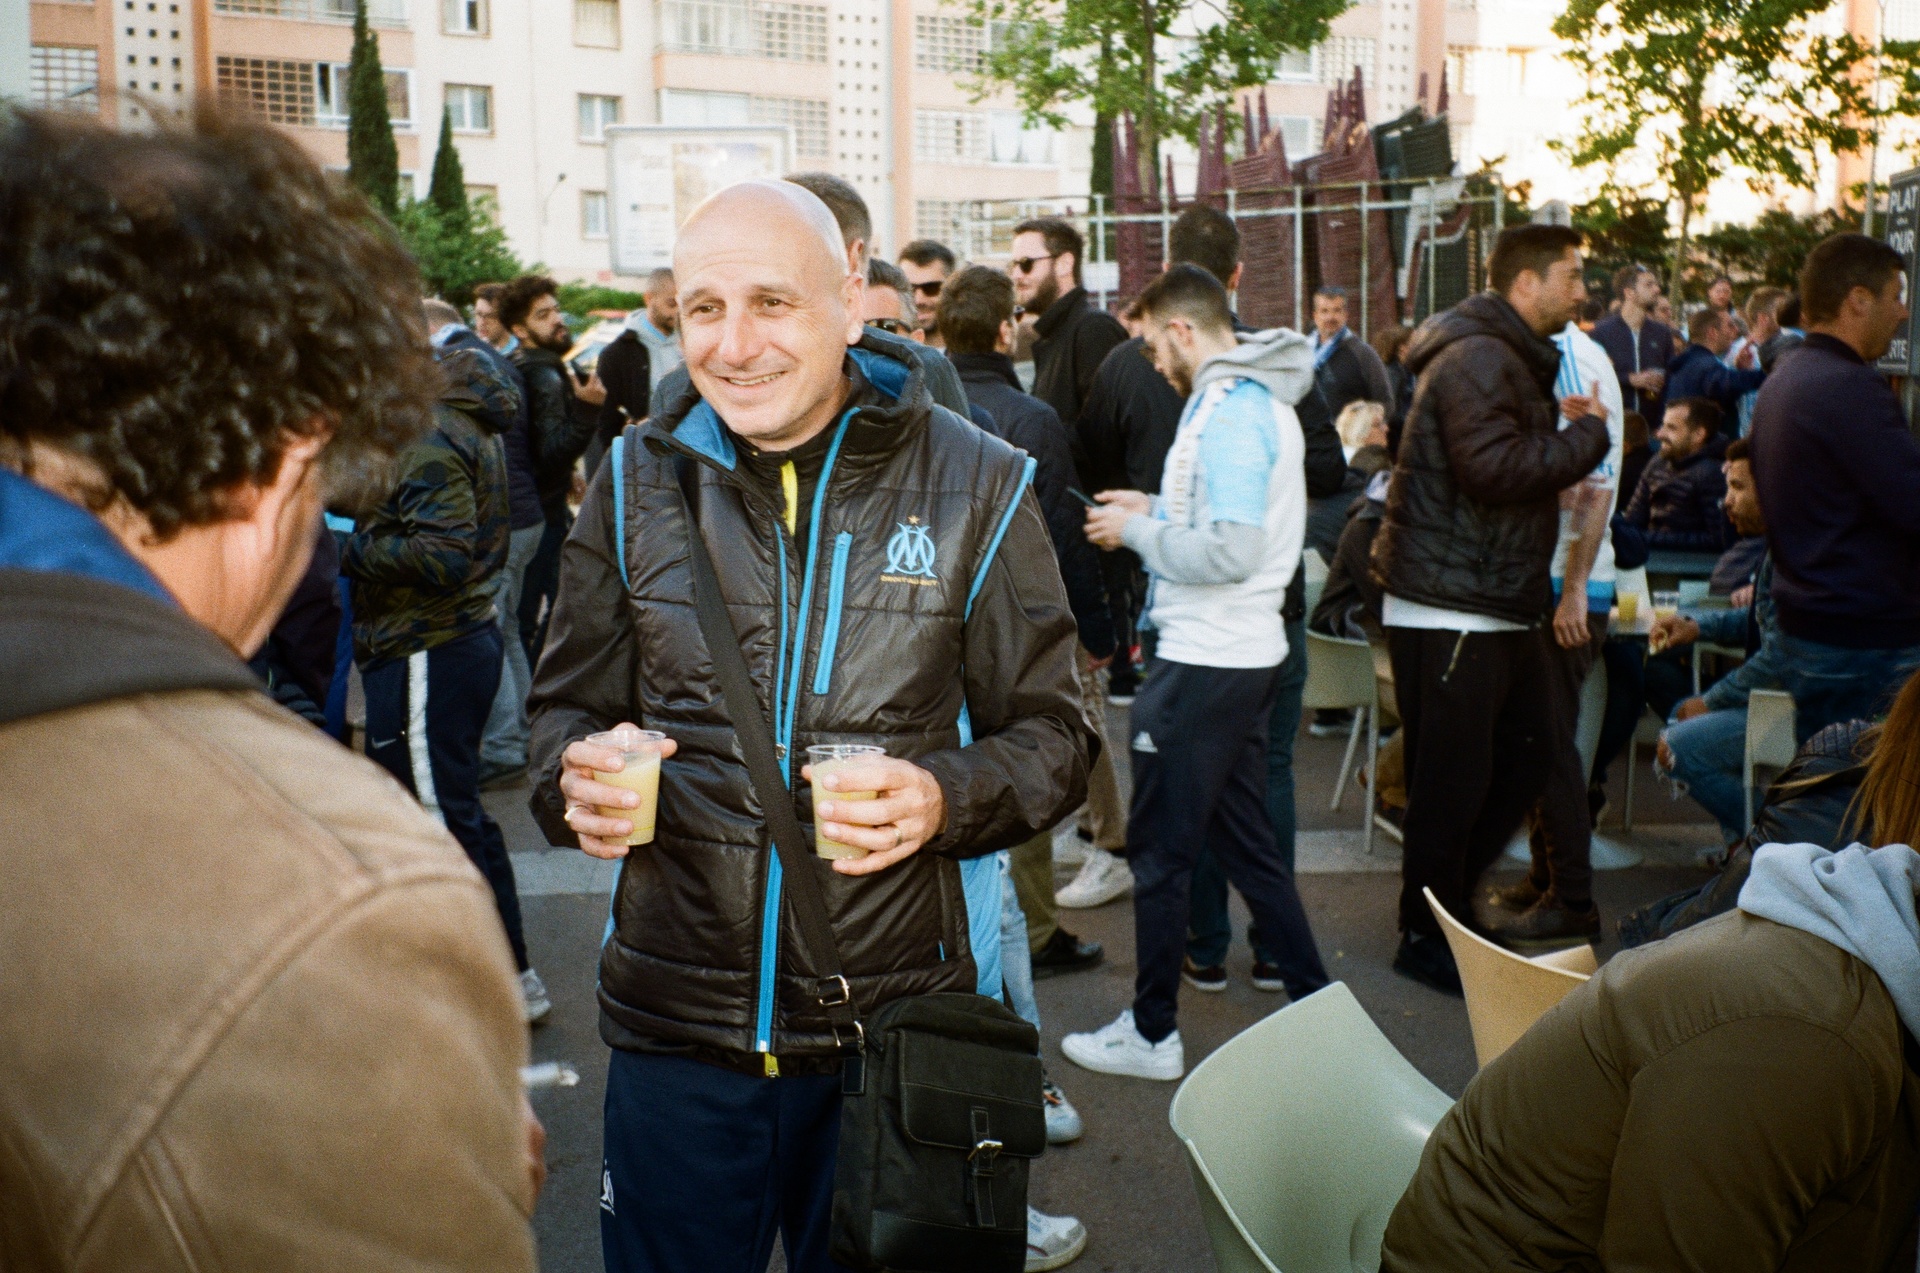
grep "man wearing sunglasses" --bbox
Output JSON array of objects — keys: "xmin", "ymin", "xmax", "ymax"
[
  {"xmin": 1010, "ymin": 218, "xmax": 1129, "ymax": 442},
  {"xmin": 899, "ymin": 239, "xmax": 957, "ymax": 346}
]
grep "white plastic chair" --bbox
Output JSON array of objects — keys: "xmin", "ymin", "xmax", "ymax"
[
  {"xmin": 1303, "ymin": 631, "xmax": 1379, "ymax": 855},
  {"xmin": 1301, "ymin": 547, "xmax": 1329, "ymax": 623},
  {"xmin": 1622, "ymin": 708, "xmax": 1663, "ymax": 833},
  {"xmin": 1424, "ymin": 888, "xmax": 1594, "ymax": 1068},
  {"xmin": 1168, "ymin": 983, "xmax": 1453, "ymax": 1273},
  {"xmin": 1743, "ymin": 688, "xmax": 1797, "ymax": 827}
]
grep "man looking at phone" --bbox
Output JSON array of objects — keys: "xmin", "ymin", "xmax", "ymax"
[{"xmin": 526, "ymin": 180, "xmax": 1093, "ymax": 1273}]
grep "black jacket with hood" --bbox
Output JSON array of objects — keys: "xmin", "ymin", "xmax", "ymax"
[
  {"xmin": 526, "ymin": 335, "xmax": 1095, "ymax": 1071},
  {"xmin": 514, "ymin": 343, "xmax": 598, "ymax": 512},
  {"xmin": 1370, "ymin": 291, "xmax": 1609, "ymax": 625},
  {"xmin": 951, "ymin": 350, "xmax": 1116, "ymax": 659}
]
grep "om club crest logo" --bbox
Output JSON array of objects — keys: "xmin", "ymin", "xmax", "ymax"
[{"xmin": 882, "ymin": 516, "xmax": 938, "ymax": 584}]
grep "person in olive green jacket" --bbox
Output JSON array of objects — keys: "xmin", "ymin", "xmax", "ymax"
[{"xmin": 1383, "ymin": 670, "xmax": 1920, "ymax": 1273}]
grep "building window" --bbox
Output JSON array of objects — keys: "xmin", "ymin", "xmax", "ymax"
[
  {"xmin": 660, "ymin": 89, "xmax": 828, "ymax": 156},
  {"xmin": 445, "ymin": 83, "xmax": 493, "ymax": 133},
  {"xmin": 1273, "ymin": 46, "xmax": 1315, "ymax": 82},
  {"xmin": 1278, "ymin": 114, "xmax": 1316, "ymax": 158},
  {"xmin": 914, "ymin": 109, "xmax": 986, "ymax": 164},
  {"xmin": 656, "ymin": 0, "xmax": 826, "ymax": 62},
  {"xmin": 913, "ymin": 14, "xmax": 983, "ymax": 72},
  {"xmin": 216, "ymin": 56, "xmax": 315, "ymax": 126},
  {"xmin": 314, "ymin": 64, "xmax": 412, "ymax": 128},
  {"xmin": 915, "ymin": 199, "xmax": 997, "ymax": 260},
  {"xmin": 214, "ymin": 0, "xmax": 408, "ymax": 26},
  {"xmin": 442, "ymin": 0, "xmax": 487, "ymax": 34},
  {"xmin": 574, "ymin": 0, "xmax": 620, "ymax": 47},
  {"xmin": 582, "ymin": 190, "xmax": 610, "ymax": 238},
  {"xmin": 466, "ymin": 184, "xmax": 500, "ymax": 220},
  {"xmin": 578, "ymin": 94, "xmax": 622, "ymax": 141},
  {"xmin": 31, "ymin": 45, "xmax": 99, "ymax": 111},
  {"xmin": 1317, "ymin": 36, "xmax": 1376, "ymax": 86},
  {"xmin": 748, "ymin": 94, "xmax": 828, "ymax": 157},
  {"xmin": 988, "ymin": 111, "xmax": 1054, "ymax": 165}
]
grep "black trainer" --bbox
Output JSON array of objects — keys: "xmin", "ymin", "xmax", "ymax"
[
  {"xmin": 1249, "ymin": 960, "xmax": 1288, "ymax": 992},
  {"xmin": 1181, "ymin": 957, "xmax": 1227, "ymax": 992},
  {"xmin": 1031, "ymin": 927, "xmax": 1103, "ymax": 979},
  {"xmin": 1393, "ymin": 931, "xmax": 1463, "ymax": 997}
]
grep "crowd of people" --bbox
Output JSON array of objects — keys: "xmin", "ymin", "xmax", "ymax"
[{"xmin": 6, "ymin": 100, "xmax": 1920, "ymax": 1273}]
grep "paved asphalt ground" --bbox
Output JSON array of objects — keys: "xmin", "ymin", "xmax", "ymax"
[{"xmin": 488, "ymin": 703, "xmax": 1720, "ymax": 1273}]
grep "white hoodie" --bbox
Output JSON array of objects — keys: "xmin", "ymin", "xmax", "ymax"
[
  {"xmin": 623, "ymin": 309, "xmax": 683, "ymax": 394},
  {"xmin": 1121, "ymin": 328, "xmax": 1313, "ymax": 669}
]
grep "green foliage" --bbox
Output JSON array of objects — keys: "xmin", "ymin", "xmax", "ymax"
[
  {"xmin": 557, "ymin": 283, "xmax": 647, "ymax": 315},
  {"xmin": 1573, "ymin": 192, "xmax": 1672, "ymax": 288},
  {"xmin": 1551, "ymin": 0, "xmax": 1920, "ymax": 292},
  {"xmin": 960, "ymin": 0, "xmax": 1348, "ymax": 188},
  {"xmin": 1689, "ymin": 206, "xmax": 1861, "ymax": 293},
  {"xmin": 346, "ymin": 0, "xmax": 399, "ymax": 216},
  {"xmin": 392, "ymin": 195, "xmax": 524, "ymax": 307},
  {"xmin": 427, "ymin": 109, "xmax": 467, "ymax": 219}
]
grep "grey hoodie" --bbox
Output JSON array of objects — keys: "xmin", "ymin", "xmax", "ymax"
[
  {"xmin": 1121, "ymin": 327, "xmax": 1314, "ymax": 587},
  {"xmin": 1739, "ymin": 841, "xmax": 1920, "ymax": 1037},
  {"xmin": 623, "ymin": 310, "xmax": 683, "ymax": 392}
]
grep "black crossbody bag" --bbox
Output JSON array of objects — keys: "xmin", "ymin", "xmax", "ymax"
[{"xmin": 670, "ymin": 456, "xmax": 1044, "ymax": 1272}]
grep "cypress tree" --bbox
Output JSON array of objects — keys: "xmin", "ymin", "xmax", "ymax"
[
  {"xmin": 427, "ymin": 107, "xmax": 467, "ymax": 218},
  {"xmin": 346, "ymin": 0, "xmax": 400, "ymax": 216}
]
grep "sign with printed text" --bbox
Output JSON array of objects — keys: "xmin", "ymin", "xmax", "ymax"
[
  {"xmin": 606, "ymin": 126, "xmax": 792, "ymax": 277},
  {"xmin": 1875, "ymin": 167, "xmax": 1920, "ymax": 377}
]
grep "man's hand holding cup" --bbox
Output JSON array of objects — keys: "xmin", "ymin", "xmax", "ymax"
[
  {"xmin": 804, "ymin": 747, "xmax": 948, "ymax": 876},
  {"xmin": 560, "ymin": 724, "xmax": 678, "ymax": 859}
]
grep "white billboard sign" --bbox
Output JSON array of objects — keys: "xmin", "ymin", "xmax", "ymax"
[{"xmin": 607, "ymin": 125, "xmax": 792, "ymax": 276}]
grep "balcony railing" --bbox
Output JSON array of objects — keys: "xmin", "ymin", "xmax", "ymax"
[
  {"xmin": 657, "ymin": 0, "xmax": 827, "ymax": 62},
  {"xmin": 214, "ymin": 0, "xmax": 409, "ymax": 29}
]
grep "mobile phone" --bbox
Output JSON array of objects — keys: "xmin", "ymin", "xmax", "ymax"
[{"xmin": 1067, "ymin": 488, "xmax": 1099, "ymax": 508}]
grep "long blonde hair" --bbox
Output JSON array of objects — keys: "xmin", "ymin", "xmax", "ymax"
[{"xmin": 1852, "ymin": 668, "xmax": 1920, "ymax": 847}]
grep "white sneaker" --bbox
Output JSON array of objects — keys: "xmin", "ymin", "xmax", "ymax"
[
  {"xmin": 1025, "ymin": 1206, "xmax": 1087, "ymax": 1271},
  {"xmin": 1055, "ymin": 847, "xmax": 1133, "ymax": 909},
  {"xmin": 520, "ymin": 968, "xmax": 552, "ymax": 1025},
  {"xmin": 1053, "ymin": 831, "xmax": 1092, "ymax": 870},
  {"xmin": 1061, "ymin": 1010, "xmax": 1184, "ymax": 1081},
  {"xmin": 1042, "ymin": 1074, "xmax": 1083, "ymax": 1144}
]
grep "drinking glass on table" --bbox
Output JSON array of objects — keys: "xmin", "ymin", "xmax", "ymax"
[
  {"xmin": 805, "ymin": 744, "xmax": 885, "ymax": 860},
  {"xmin": 586, "ymin": 728, "xmax": 667, "ymax": 846}
]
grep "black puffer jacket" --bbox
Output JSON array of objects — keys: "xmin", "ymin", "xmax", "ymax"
[
  {"xmin": 514, "ymin": 344, "xmax": 597, "ymax": 512},
  {"xmin": 526, "ymin": 337, "xmax": 1094, "ymax": 1070},
  {"xmin": 1370, "ymin": 292, "xmax": 1609, "ymax": 624}
]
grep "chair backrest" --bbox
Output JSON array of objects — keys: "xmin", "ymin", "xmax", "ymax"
[
  {"xmin": 1302, "ymin": 631, "xmax": 1378, "ymax": 713},
  {"xmin": 1424, "ymin": 889, "xmax": 1591, "ymax": 1068},
  {"xmin": 1746, "ymin": 688, "xmax": 1798, "ymax": 771},
  {"xmin": 1168, "ymin": 983, "xmax": 1453, "ymax": 1273},
  {"xmin": 1301, "ymin": 547, "xmax": 1329, "ymax": 621}
]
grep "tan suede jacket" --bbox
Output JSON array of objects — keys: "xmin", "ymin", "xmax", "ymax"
[
  {"xmin": 1384, "ymin": 909, "xmax": 1920, "ymax": 1272},
  {"xmin": 1, "ymin": 567, "xmax": 537, "ymax": 1271}
]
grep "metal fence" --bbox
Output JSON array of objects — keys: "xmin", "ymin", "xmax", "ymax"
[{"xmin": 919, "ymin": 174, "xmax": 1507, "ymax": 339}]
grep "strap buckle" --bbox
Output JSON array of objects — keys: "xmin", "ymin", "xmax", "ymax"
[
  {"xmin": 830, "ymin": 1018, "xmax": 866, "ymax": 1055},
  {"xmin": 818, "ymin": 974, "xmax": 852, "ymax": 1008},
  {"xmin": 967, "ymin": 1138, "xmax": 1003, "ymax": 1164}
]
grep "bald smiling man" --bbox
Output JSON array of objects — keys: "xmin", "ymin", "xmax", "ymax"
[{"xmin": 525, "ymin": 180, "xmax": 1095, "ymax": 1273}]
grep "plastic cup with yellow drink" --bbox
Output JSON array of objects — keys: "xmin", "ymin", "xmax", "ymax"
[
  {"xmin": 587, "ymin": 727, "xmax": 667, "ymax": 846},
  {"xmin": 807, "ymin": 743, "xmax": 886, "ymax": 860}
]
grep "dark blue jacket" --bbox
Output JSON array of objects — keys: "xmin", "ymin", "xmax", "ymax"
[
  {"xmin": 951, "ymin": 352, "xmax": 1116, "ymax": 659},
  {"xmin": 1749, "ymin": 333, "xmax": 1920, "ymax": 649},
  {"xmin": 1664, "ymin": 343, "xmax": 1765, "ymax": 434},
  {"xmin": 1591, "ymin": 313, "xmax": 1674, "ymax": 423},
  {"xmin": 1621, "ymin": 446, "xmax": 1731, "ymax": 552}
]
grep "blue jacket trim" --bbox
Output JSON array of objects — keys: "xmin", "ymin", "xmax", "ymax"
[
  {"xmin": 812, "ymin": 532, "xmax": 853, "ymax": 695},
  {"xmin": 848, "ymin": 345, "xmax": 910, "ymax": 402},
  {"xmin": 612, "ymin": 433, "xmax": 630, "ymax": 590},
  {"xmin": 676, "ymin": 401, "xmax": 739, "ymax": 471},
  {"xmin": 964, "ymin": 457, "xmax": 1036, "ymax": 620}
]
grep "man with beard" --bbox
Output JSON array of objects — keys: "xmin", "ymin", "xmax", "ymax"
[
  {"xmin": 1369, "ymin": 224, "xmax": 1609, "ymax": 994},
  {"xmin": 503, "ymin": 274, "xmax": 599, "ymax": 661},
  {"xmin": 1062, "ymin": 265, "xmax": 1330, "ymax": 1082}
]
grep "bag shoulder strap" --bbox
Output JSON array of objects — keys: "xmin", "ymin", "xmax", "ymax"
[{"xmin": 672, "ymin": 456, "xmax": 862, "ymax": 1050}]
